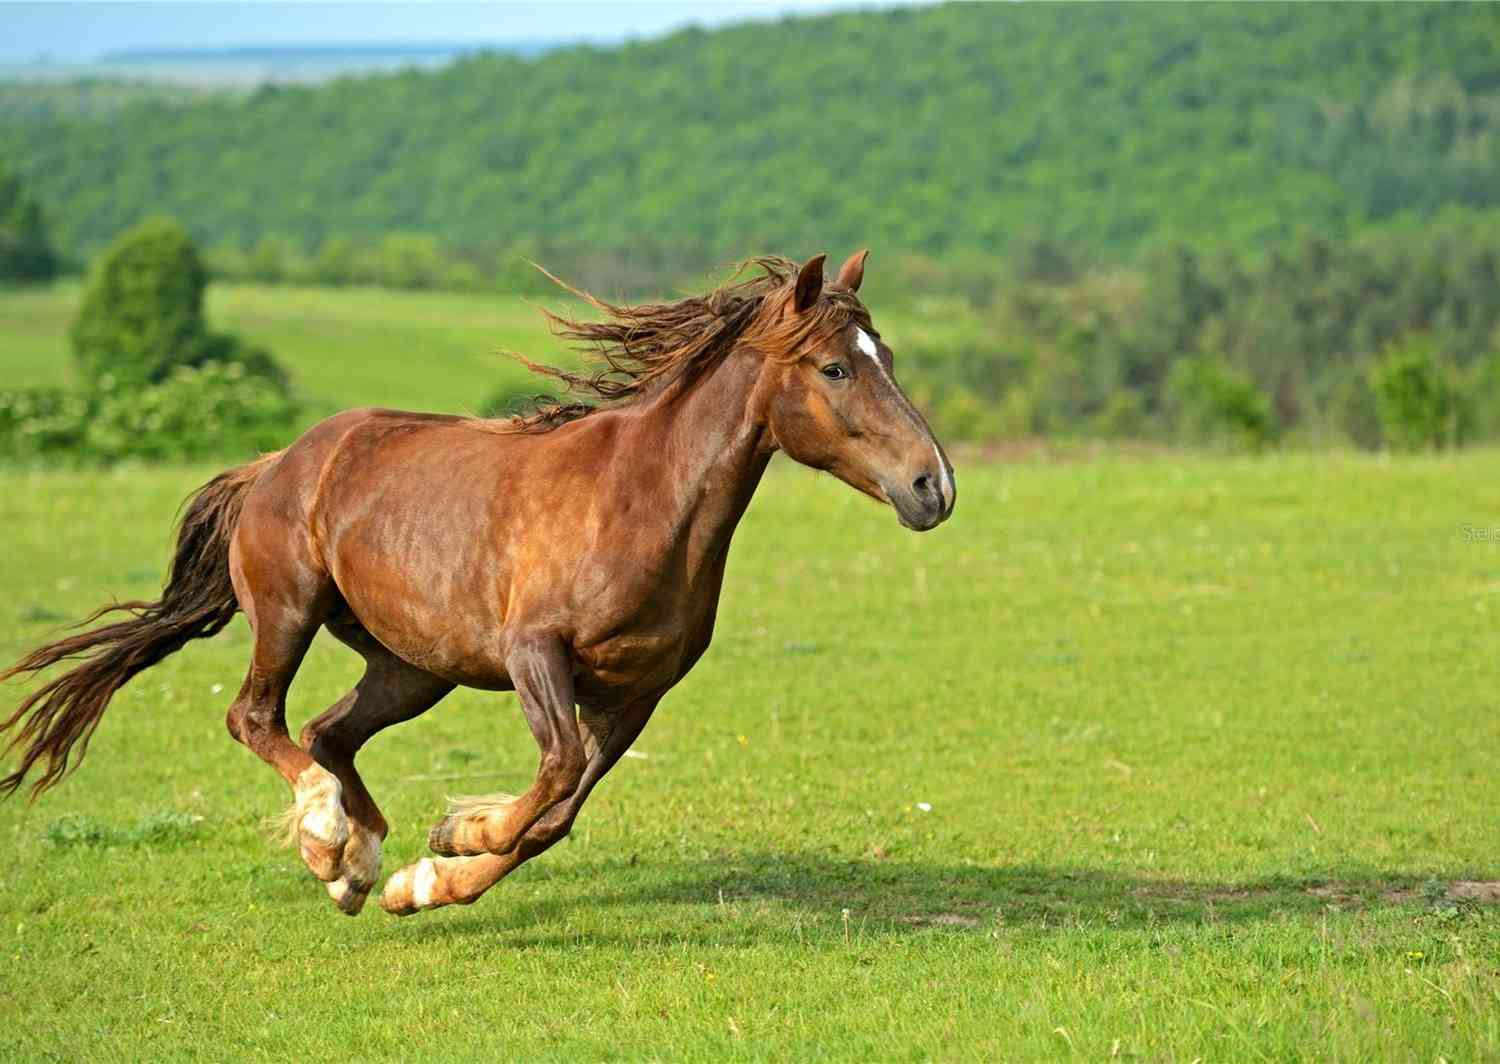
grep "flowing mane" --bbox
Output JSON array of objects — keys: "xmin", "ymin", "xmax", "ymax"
[{"xmin": 484, "ymin": 255, "xmax": 870, "ymax": 432}]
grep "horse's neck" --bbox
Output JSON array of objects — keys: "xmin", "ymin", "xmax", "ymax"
[{"xmin": 627, "ymin": 348, "xmax": 772, "ymax": 572}]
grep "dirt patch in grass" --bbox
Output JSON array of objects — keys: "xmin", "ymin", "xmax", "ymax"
[
  {"xmin": 1448, "ymin": 881, "xmax": 1500, "ymax": 901},
  {"xmin": 900, "ymin": 913, "xmax": 982, "ymax": 928}
]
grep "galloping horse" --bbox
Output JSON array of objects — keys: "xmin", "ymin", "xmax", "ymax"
[{"xmin": 0, "ymin": 252, "xmax": 954, "ymax": 916}]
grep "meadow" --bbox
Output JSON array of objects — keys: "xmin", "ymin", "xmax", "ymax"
[
  {"xmin": 2, "ymin": 447, "xmax": 1499, "ymax": 1060},
  {"xmin": 2, "ymin": 280, "xmax": 561, "ymax": 422}
]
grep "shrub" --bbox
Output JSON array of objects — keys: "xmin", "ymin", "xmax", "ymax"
[
  {"xmin": 1165, "ymin": 357, "xmax": 1273, "ymax": 451},
  {"xmin": 247, "ymin": 236, "xmax": 290, "ymax": 283},
  {"xmin": 379, "ymin": 233, "xmax": 443, "ymax": 290},
  {"xmin": 85, "ymin": 361, "xmax": 297, "ymax": 462},
  {"xmin": 194, "ymin": 331, "xmax": 291, "ymax": 394},
  {"xmin": 1092, "ymin": 390, "xmax": 1150, "ymax": 439},
  {"xmin": 0, "ymin": 387, "xmax": 90, "ymax": 458},
  {"xmin": 1366, "ymin": 336, "xmax": 1458, "ymax": 450},
  {"xmin": 312, "ymin": 236, "xmax": 357, "ymax": 286},
  {"xmin": 70, "ymin": 217, "xmax": 210, "ymax": 392},
  {"xmin": 0, "ymin": 364, "xmax": 294, "ymax": 465}
]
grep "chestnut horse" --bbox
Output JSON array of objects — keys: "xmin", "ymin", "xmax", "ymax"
[{"xmin": 0, "ymin": 252, "xmax": 954, "ymax": 916}]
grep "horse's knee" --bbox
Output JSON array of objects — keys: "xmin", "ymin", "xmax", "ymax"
[
  {"xmin": 541, "ymin": 747, "xmax": 586, "ymax": 802},
  {"xmin": 224, "ymin": 698, "xmax": 249, "ymax": 744},
  {"xmin": 227, "ymin": 697, "xmax": 285, "ymax": 756}
]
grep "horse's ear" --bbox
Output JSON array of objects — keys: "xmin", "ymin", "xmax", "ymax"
[
  {"xmin": 794, "ymin": 253, "xmax": 826, "ymax": 313},
  {"xmin": 836, "ymin": 249, "xmax": 869, "ymax": 292}
]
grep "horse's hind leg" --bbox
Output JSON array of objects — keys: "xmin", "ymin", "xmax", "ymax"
[
  {"xmin": 225, "ymin": 592, "xmax": 348, "ymax": 880},
  {"xmin": 225, "ymin": 505, "xmax": 350, "ymax": 882},
  {"xmin": 299, "ymin": 618, "xmax": 453, "ymax": 914}
]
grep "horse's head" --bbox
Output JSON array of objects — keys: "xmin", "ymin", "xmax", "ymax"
[{"xmin": 759, "ymin": 251, "xmax": 955, "ymax": 531}]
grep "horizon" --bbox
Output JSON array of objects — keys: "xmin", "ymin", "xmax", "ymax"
[{"xmin": 2, "ymin": 1, "xmax": 927, "ymax": 64}]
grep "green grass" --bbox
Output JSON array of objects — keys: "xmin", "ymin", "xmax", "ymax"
[
  {"xmin": 0, "ymin": 280, "xmax": 566, "ymax": 420},
  {"xmin": 0, "ymin": 280, "xmax": 963, "ymax": 434},
  {"xmin": 2, "ymin": 452, "xmax": 1499, "ymax": 1060}
]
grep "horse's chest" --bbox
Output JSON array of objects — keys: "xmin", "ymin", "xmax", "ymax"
[{"xmin": 572, "ymin": 596, "xmax": 718, "ymax": 703}]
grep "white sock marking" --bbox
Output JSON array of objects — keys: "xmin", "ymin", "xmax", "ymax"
[
  {"xmin": 412, "ymin": 859, "xmax": 438, "ymax": 908},
  {"xmin": 293, "ymin": 764, "xmax": 347, "ymax": 848}
]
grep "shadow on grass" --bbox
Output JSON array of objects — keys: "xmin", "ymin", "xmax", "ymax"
[{"xmin": 396, "ymin": 851, "xmax": 1498, "ymax": 945}]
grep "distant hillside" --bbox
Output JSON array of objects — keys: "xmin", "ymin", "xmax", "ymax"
[
  {"xmin": 3, "ymin": 3, "xmax": 1498, "ymax": 264},
  {"xmin": 92, "ymin": 41, "xmax": 561, "ymax": 86}
]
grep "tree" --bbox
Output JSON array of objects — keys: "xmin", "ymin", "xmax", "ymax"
[
  {"xmin": 70, "ymin": 217, "xmax": 210, "ymax": 392},
  {"xmin": 0, "ymin": 161, "xmax": 57, "ymax": 283},
  {"xmin": 1367, "ymin": 335, "xmax": 1459, "ymax": 451}
]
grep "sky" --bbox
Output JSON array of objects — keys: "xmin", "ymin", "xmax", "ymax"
[{"xmin": 1, "ymin": 1, "xmax": 916, "ymax": 62}]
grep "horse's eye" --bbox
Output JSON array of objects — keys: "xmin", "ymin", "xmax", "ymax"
[{"xmin": 820, "ymin": 363, "xmax": 849, "ymax": 381}]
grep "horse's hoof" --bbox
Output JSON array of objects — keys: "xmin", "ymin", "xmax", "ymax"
[
  {"xmin": 327, "ymin": 877, "xmax": 370, "ymax": 915},
  {"xmin": 427, "ymin": 817, "xmax": 459, "ymax": 856},
  {"xmin": 324, "ymin": 822, "xmax": 382, "ymax": 914}
]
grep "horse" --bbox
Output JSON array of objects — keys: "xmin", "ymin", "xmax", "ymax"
[{"xmin": 0, "ymin": 251, "xmax": 955, "ymax": 917}]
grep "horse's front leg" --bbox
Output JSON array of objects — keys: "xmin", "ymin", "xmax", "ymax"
[
  {"xmin": 380, "ymin": 694, "xmax": 659, "ymax": 916},
  {"xmin": 380, "ymin": 633, "xmax": 584, "ymax": 912}
]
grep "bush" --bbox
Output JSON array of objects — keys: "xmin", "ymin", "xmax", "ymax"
[
  {"xmin": 312, "ymin": 237, "xmax": 357, "ymax": 286},
  {"xmin": 379, "ymin": 233, "xmax": 443, "ymax": 290},
  {"xmin": 1092, "ymin": 390, "xmax": 1150, "ymax": 439},
  {"xmin": 247, "ymin": 236, "xmax": 289, "ymax": 283},
  {"xmin": 193, "ymin": 331, "xmax": 291, "ymax": 394},
  {"xmin": 0, "ymin": 387, "xmax": 90, "ymax": 458},
  {"xmin": 1366, "ymin": 336, "xmax": 1458, "ymax": 451},
  {"xmin": 70, "ymin": 217, "xmax": 210, "ymax": 392},
  {"xmin": 1165, "ymin": 357, "xmax": 1273, "ymax": 451},
  {"xmin": 85, "ymin": 362, "xmax": 297, "ymax": 462},
  {"xmin": 0, "ymin": 364, "xmax": 295, "ymax": 465}
]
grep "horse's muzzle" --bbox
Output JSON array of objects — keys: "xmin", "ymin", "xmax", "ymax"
[{"xmin": 890, "ymin": 465, "xmax": 955, "ymax": 531}]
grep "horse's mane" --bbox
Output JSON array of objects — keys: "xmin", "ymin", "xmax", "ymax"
[{"xmin": 480, "ymin": 255, "xmax": 869, "ymax": 433}]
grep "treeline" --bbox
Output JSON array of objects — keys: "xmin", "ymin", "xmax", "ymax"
[
  {"xmin": 899, "ymin": 211, "xmax": 1500, "ymax": 451},
  {"xmin": 200, "ymin": 232, "xmax": 691, "ymax": 299},
  {"xmin": 3, "ymin": 4, "xmax": 1497, "ymax": 267},
  {"xmin": 202, "ymin": 215, "xmax": 1500, "ymax": 452}
]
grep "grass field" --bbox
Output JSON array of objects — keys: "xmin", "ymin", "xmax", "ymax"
[
  {"xmin": 2, "ymin": 280, "xmax": 567, "ymax": 421},
  {"xmin": 2, "ymin": 279, "xmax": 968, "ymax": 433},
  {"xmin": 2, "ymin": 451, "xmax": 1499, "ymax": 1060}
]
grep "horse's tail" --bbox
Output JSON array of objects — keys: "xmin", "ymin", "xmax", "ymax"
[{"xmin": 0, "ymin": 452, "xmax": 280, "ymax": 800}]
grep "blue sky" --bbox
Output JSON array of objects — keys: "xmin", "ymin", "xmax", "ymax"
[{"xmin": 2, "ymin": 2, "xmax": 919, "ymax": 61}]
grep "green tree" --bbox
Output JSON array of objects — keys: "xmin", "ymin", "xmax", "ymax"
[
  {"xmin": 70, "ymin": 217, "xmax": 209, "ymax": 392},
  {"xmin": 1165, "ymin": 357, "xmax": 1273, "ymax": 452},
  {"xmin": 1367, "ymin": 336, "xmax": 1459, "ymax": 451},
  {"xmin": 0, "ymin": 161, "xmax": 57, "ymax": 282}
]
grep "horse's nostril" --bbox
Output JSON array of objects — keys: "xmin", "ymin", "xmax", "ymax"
[{"xmin": 912, "ymin": 474, "xmax": 935, "ymax": 501}]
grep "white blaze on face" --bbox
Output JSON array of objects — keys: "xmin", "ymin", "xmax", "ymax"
[{"xmin": 853, "ymin": 325, "xmax": 952, "ymax": 511}]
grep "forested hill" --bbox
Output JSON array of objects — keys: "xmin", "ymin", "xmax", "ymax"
[{"xmin": 4, "ymin": 2, "xmax": 1498, "ymax": 263}]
